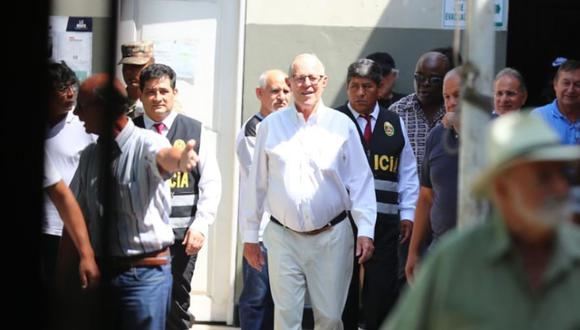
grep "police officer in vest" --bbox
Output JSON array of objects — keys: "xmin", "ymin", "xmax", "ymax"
[
  {"xmin": 134, "ymin": 63, "xmax": 222, "ymax": 330},
  {"xmin": 337, "ymin": 59, "xmax": 419, "ymax": 330}
]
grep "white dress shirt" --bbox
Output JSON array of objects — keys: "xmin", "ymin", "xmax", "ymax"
[
  {"xmin": 242, "ymin": 102, "xmax": 377, "ymax": 243},
  {"xmin": 347, "ymin": 103, "xmax": 419, "ymax": 221},
  {"xmin": 142, "ymin": 110, "xmax": 222, "ymax": 238}
]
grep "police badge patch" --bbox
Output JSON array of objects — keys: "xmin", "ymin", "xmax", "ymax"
[
  {"xmin": 173, "ymin": 139, "xmax": 186, "ymax": 150},
  {"xmin": 384, "ymin": 121, "xmax": 395, "ymax": 136}
]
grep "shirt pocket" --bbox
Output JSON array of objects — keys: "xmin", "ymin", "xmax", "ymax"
[{"xmin": 116, "ymin": 181, "xmax": 140, "ymax": 220}]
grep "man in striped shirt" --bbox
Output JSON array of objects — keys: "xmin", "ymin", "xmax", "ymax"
[
  {"xmin": 388, "ymin": 51, "xmax": 451, "ymax": 171},
  {"xmin": 71, "ymin": 73, "xmax": 199, "ymax": 330}
]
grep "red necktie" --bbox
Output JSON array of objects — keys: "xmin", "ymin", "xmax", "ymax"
[
  {"xmin": 153, "ymin": 122, "xmax": 165, "ymax": 134},
  {"xmin": 360, "ymin": 114, "xmax": 372, "ymax": 146}
]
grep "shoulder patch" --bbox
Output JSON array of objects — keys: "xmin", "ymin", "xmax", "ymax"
[{"xmin": 244, "ymin": 115, "xmax": 262, "ymax": 137}]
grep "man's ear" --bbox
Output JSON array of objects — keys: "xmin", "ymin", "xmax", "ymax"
[
  {"xmin": 321, "ymin": 75, "xmax": 328, "ymax": 88},
  {"xmin": 255, "ymin": 87, "xmax": 262, "ymax": 100}
]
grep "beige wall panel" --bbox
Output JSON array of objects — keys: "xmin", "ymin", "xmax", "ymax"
[
  {"xmin": 50, "ymin": 0, "xmax": 110, "ymax": 17},
  {"xmin": 247, "ymin": 0, "xmax": 443, "ymax": 29},
  {"xmin": 242, "ymin": 24, "xmax": 507, "ymax": 122}
]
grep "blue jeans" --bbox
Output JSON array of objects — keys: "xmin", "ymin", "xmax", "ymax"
[
  {"xmin": 109, "ymin": 263, "xmax": 173, "ymax": 330},
  {"xmin": 239, "ymin": 242, "xmax": 274, "ymax": 330}
]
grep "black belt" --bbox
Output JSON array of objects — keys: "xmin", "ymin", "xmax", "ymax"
[{"xmin": 270, "ymin": 211, "xmax": 347, "ymax": 235}]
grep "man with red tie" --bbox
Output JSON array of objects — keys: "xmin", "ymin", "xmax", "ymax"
[
  {"xmin": 133, "ymin": 63, "xmax": 222, "ymax": 330},
  {"xmin": 336, "ymin": 58, "xmax": 419, "ymax": 330}
]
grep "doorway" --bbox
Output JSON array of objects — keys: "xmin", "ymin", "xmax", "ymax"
[{"xmin": 506, "ymin": 0, "xmax": 580, "ymax": 107}]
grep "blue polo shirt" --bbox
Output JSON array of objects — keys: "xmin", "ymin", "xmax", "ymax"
[{"xmin": 531, "ymin": 100, "xmax": 580, "ymax": 145}]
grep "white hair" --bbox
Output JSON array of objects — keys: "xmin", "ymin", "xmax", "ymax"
[{"xmin": 288, "ymin": 53, "xmax": 325, "ymax": 76}]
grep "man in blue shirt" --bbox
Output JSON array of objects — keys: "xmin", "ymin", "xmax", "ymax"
[{"xmin": 532, "ymin": 59, "xmax": 580, "ymax": 145}]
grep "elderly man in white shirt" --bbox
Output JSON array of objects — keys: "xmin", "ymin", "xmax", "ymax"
[{"xmin": 243, "ymin": 53, "xmax": 377, "ymax": 330}]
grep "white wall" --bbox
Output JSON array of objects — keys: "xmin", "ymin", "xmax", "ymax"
[{"xmin": 247, "ymin": 0, "xmax": 444, "ymax": 29}]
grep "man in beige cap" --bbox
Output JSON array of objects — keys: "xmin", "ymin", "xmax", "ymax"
[
  {"xmin": 118, "ymin": 41, "xmax": 154, "ymax": 118},
  {"xmin": 383, "ymin": 112, "xmax": 580, "ymax": 329}
]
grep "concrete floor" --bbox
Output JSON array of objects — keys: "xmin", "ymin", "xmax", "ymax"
[{"xmin": 193, "ymin": 325, "xmax": 240, "ymax": 330}]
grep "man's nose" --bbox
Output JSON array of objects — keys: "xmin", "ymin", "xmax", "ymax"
[{"xmin": 66, "ymin": 88, "xmax": 75, "ymax": 98}]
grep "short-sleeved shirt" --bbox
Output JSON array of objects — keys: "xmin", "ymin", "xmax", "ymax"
[
  {"xmin": 44, "ymin": 111, "xmax": 95, "ymax": 236},
  {"xmin": 421, "ymin": 124, "xmax": 459, "ymax": 244},
  {"xmin": 43, "ymin": 152, "xmax": 61, "ymax": 188},
  {"xmin": 71, "ymin": 120, "xmax": 174, "ymax": 257},
  {"xmin": 383, "ymin": 214, "xmax": 580, "ymax": 330},
  {"xmin": 532, "ymin": 99, "xmax": 580, "ymax": 145},
  {"xmin": 389, "ymin": 93, "xmax": 446, "ymax": 171}
]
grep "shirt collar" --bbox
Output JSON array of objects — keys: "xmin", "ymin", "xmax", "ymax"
[
  {"xmin": 65, "ymin": 110, "xmax": 75, "ymax": 124},
  {"xmin": 485, "ymin": 211, "xmax": 580, "ymax": 283},
  {"xmin": 550, "ymin": 99, "xmax": 569, "ymax": 121},
  {"xmin": 143, "ymin": 110, "xmax": 177, "ymax": 131},
  {"xmin": 292, "ymin": 101, "xmax": 326, "ymax": 125},
  {"xmin": 347, "ymin": 102, "xmax": 379, "ymax": 120},
  {"xmin": 409, "ymin": 93, "xmax": 446, "ymax": 125},
  {"xmin": 484, "ymin": 211, "xmax": 512, "ymax": 262}
]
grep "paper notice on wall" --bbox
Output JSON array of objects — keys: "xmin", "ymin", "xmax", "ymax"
[
  {"xmin": 154, "ymin": 39, "xmax": 198, "ymax": 84},
  {"xmin": 49, "ymin": 16, "xmax": 93, "ymax": 81},
  {"xmin": 142, "ymin": 12, "xmax": 217, "ymax": 125}
]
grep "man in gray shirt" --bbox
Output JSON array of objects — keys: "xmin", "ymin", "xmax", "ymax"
[{"xmin": 71, "ymin": 73, "xmax": 198, "ymax": 330}]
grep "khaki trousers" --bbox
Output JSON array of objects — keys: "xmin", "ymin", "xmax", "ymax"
[{"xmin": 264, "ymin": 219, "xmax": 354, "ymax": 330}]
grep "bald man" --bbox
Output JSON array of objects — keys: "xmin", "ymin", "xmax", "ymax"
[
  {"xmin": 406, "ymin": 67, "xmax": 461, "ymax": 283},
  {"xmin": 389, "ymin": 51, "xmax": 452, "ymax": 172},
  {"xmin": 71, "ymin": 73, "xmax": 199, "ymax": 330},
  {"xmin": 236, "ymin": 69, "xmax": 290, "ymax": 330},
  {"xmin": 242, "ymin": 54, "xmax": 376, "ymax": 329}
]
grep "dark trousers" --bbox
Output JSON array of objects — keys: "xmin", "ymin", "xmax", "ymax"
[
  {"xmin": 239, "ymin": 242, "xmax": 274, "ymax": 330},
  {"xmin": 343, "ymin": 220, "xmax": 400, "ymax": 330},
  {"xmin": 40, "ymin": 233, "xmax": 60, "ymax": 286},
  {"xmin": 362, "ymin": 220, "xmax": 400, "ymax": 330},
  {"xmin": 167, "ymin": 228, "xmax": 198, "ymax": 330}
]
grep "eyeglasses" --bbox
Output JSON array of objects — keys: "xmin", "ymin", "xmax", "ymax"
[
  {"xmin": 55, "ymin": 83, "xmax": 78, "ymax": 95},
  {"xmin": 293, "ymin": 75, "xmax": 325, "ymax": 86},
  {"xmin": 413, "ymin": 73, "xmax": 443, "ymax": 85}
]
